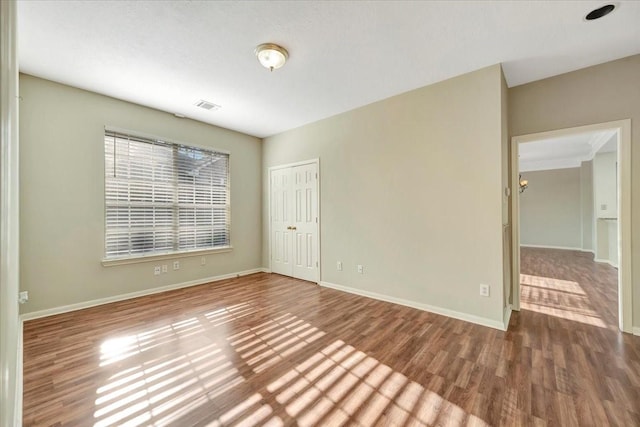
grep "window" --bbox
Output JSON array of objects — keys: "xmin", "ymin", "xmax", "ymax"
[{"xmin": 104, "ymin": 129, "xmax": 230, "ymax": 259}]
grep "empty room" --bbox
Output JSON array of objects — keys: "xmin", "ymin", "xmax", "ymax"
[{"xmin": 1, "ymin": 1, "xmax": 640, "ymax": 426}]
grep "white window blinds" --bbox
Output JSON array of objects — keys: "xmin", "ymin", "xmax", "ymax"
[{"xmin": 104, "ymin": 129, "xmax": 230, "ymax": 259}]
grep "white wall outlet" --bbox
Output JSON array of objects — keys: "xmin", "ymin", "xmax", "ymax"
[
  {"xmin": 201, "ymin": 256, "xmax": 206, "ymax": 266},
  {"xmin": 162, "ymin": 264, "xmax": 168, "ymax": 273},
  {"xmin": 18, "ymin": 291, "xmax": 28, "ymax": 304},
  {"xmin": 173, "ymin": 260, "xmax": 180, "ymax": 270},
  {"xmin": 154, "ymin": 266, "xmax": 161, "ymax": 275},
  {"xmin": 357, "ymin": 264, "xmax": 364, "ymax": 274},
  {"xmin": 337, "ymin": 261, "xmax": 343, "ymax": 271},
  {"xmin": 479, "ymin": 284, "xmax": 490, "ymax": 297}
]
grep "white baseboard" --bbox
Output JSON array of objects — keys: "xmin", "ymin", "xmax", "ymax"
[
  {"xmin": 14, "ymin": 319, "xmax": 23, "ymax": 426},
  {"xmin": 319, "ymin": 281, "xmax": 507, "ymax": 331},
  {"xmin": 594, "ymin": 258, "xmax": 618, "ymax": 268},
  {"xmin": 632, "ymin": 327, "xmax": 640, "ymax": 337},
  {"xmin": 520, "ymin": 244, "xmax": 585, "ymax": 252},
  {"xmin": 21, "ymin": 268, "xmax": 268, "ymax": 321}
]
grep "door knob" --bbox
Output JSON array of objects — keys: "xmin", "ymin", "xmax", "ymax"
[{"xmin": 290, "ymin": 226, "xmax": 297, "ymax": 231}]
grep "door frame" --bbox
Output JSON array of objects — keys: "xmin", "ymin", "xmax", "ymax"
[
  {"xmin": 268, "ymin": 158, "xmax": 321, "ymax": 283},
  {"xmin": 510, "ymin": 119, "xmax": 632, "ymax": 333}
]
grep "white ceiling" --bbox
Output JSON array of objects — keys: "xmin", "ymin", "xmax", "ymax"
[
  {"xmin": 18, "ymin": 1, "xmax": 640, "ymax": 138},
  {"xmin": 519, "ymin": 130, "xmax": 617, "ymax": 172}
]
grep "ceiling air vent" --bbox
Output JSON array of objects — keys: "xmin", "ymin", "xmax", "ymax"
[{"xmin": 194, "ymin": 100, "xmax": 221, "ymax": 111}]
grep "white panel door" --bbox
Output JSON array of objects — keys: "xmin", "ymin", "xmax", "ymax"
[
  {"xmin": 270, "ymin": 168, "xmax": 293, "ymax": 276},
  {"xmin": 291, "ymin": 163, "xmax": 318, "ymax": 282},
  {"xmin": 269, "ymin": 162, "xmax": 319, "ymax": 282}
]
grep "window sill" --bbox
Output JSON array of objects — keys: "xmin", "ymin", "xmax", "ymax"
[{"xmin": 101, "ymin": 246, "xmax": 233, "ymax": 267}]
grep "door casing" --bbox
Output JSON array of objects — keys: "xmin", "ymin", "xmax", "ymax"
[{"xmin": 511, "ymin": 120, "xmax": 632, "ymax": 333}]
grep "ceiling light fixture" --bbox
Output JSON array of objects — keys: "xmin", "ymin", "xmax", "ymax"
[
  {"xmin": 255, "ymin": 43, "xmax": 289, "ymax": 71},
  {"xmin": 585, "ymin": 4, "xmax": 616, "ymax": 21}
]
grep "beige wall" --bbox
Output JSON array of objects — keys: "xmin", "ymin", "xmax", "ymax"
[
  {"xmin": 21, "ymin": 54, "xmax": 637, "ymax": 328},
  {"xmin": 263, "ymin": 65, "xmax": 506, "ymax": 326},
  {"xmin": 595, "ymin": 218, "xmax": 618, "ymax": 267},
  {"xmin": 19, "ymin": 75, "xmax": 263, "ymax": 314},
  {"xmin": 519, "ymin": 167, "xmax": 582, "ymax": 249},
  {"xmin": 580, "ymin": 160, "xmax": 593, "ymax": 251},
  {"xmin": 594, "ymin": 151, "xmax": 618, "ymax": 219},
  {"xmin": 593, "ymin": 151, "xmax": 618, "ymax": 266},
  {"xmin": 509, "ymin": 54, "xmax": 640, "ymax": 328}
]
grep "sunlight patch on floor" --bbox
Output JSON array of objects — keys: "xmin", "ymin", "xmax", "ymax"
[
  {"xmin": 520, "ymin": 274, "xmax": 607, "ymax": 328},
  {"xmin": 266, "ymin": 340, "xmax": 489, "ymax": 426},
  {"xmin": 520, "ymin": 274, "xmax": 586, "ymax": 295},
  {"xmin": 95, "ymin": 316, "xmax": 246, "ymax": 426},
  {"xmin": 94, "ymin": 309, "xmax": 489, "ymax": 426},
  {"xmin": 229, "ymin": 312, "xmax": 325, "ymax": 373},
  {"xmin": 99, "ymin": 317, "xmax": 205, "ymax": 367}
]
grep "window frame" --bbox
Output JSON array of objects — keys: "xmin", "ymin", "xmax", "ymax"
[{"xmin": 101, "ymin": 126, "xmax": 232, "ymax": 266}]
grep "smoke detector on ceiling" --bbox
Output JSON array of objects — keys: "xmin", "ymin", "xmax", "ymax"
[{"xmin": 194, "ymin": 100, "xmax": 221, "ymax": 111}]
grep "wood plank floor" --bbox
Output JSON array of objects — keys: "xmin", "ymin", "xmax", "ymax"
[{"xmin": 23, "ymin": 249, "xmax": 640, "ymax": 426}]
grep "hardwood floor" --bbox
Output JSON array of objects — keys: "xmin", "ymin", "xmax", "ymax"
[
  {"xmin": 23, "ymin": 250, "xmax": 640, "ymax": 426},
  {"xmin": 520, "ymin": 247, "xmax": 619, "ymax": 330}
]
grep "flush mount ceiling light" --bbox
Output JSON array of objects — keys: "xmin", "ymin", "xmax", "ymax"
[
  {"xmin": 585, "ymin": 4, "xmax": 616, "ymax": 21},
  {"xmin": 255, "ymin": 43, "xmax": 289, "ymax": 71}
]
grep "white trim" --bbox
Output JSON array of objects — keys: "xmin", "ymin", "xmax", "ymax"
[
  {"xmin": 587, "ymin": 130, "xmax": 617, "ymax": 160},
  {"xmin": 520, "ymin": 244, "xmax": 585, "ymax": 252},
  {"xmin": 102, "ymin": 246, "xmax": 233, "ymax": 267},
  {"xmin": 512, "ymin": 119, "xmax": 632, "ymax": 333},
  {"xmin": 633, "ymin": 327, "xmax": 640, "ymax": 337},
  {"xmin": 15, "ymin": 320, "xmax": 22, "ymax": 426},
  {"xmin": 594, "ymin": 258, "xmax": 618, "ymax": 268},
  {"xmin": 511, "ymin": 134, "xmax": 521, "ymax": 311},
  {"xmin": 0, "ymin": 1, "xmax": 21, "ymax": 425},
  {"xmin": 316, "ymin": 163, "xmax": 322, "ymax": 284},
  {"xmin": 519, "ymin": 130, "xmax": 617, "ymax": 173},
  {"xmin": 525, "ymin": 246, "xmax": 599, "ymax": 256},
  {"xmin": 21, "ymin": 268, "xmax": 266, "ymax": 321},
  {"xmin": 268, "ymin": 158, "xmax": 320, "ymax": 171},
  {"xmin": 104, "ymin": 125, "xmax": 232, "ymax": 155},
  {"xmin": 267, "ymin": 158, "xmax": 321, "ymax": 283},
  {"xmin": 617, "ymin": 121, "xmax": 632, "ymax": 333},
  {"xmin": 319, "ymin": 281, "xmax": 507, "ymax": 331},
  {"xmin": 503, "ymin": 304, "xmax": 512, "ymax": 330},
  {"xmin": 514, "ymin": 123, "xmax": 619, "ymax": 144},
  {"xmin": 519, "ymin": 157, "xmax": 582, "ymax": 172}
]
